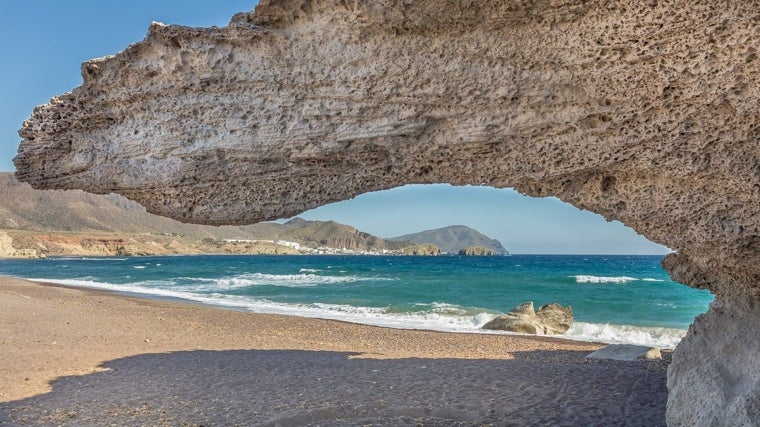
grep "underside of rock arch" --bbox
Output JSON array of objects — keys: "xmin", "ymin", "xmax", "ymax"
[{"xmin": 14, "ymin": 1, "xmax": 760, "ymax": 425}]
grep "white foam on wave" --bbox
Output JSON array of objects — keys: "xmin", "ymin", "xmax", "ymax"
[
  {"xmin": 184, "ymin": 272, "xmax": 369, "ymax": 290},
  {"xmin": 573, "ymin": 275, "xmax": 667, "ymax": 284},
  {"xmin": 428, "ymin": 302, "xmax": 493, "ymax": 317},
  {"xmin": 27, "ymin": 278, "xmax": 207, "ymax": 302},
  {"xmin": 299, "ymin": 268, "xmax": 322, "ymax": 273},
  {"xmin": 156, "ymin": 295, "xmax": 501, "ymax": 333},
  {"xmin": 564, "ymin": 322, "xmax": 686, "ymax": 348},
  {"xmin": 250, "ymin": 300, "xmax": 500, "ymax": 332},
  {"xmin": 25, "ymin": 277, "xmax": 497, "ymax": 333},
  {"xmin": 573, "ymin": 275, "xmax": 637, "ymax": 284},
  {"xmin": 26, "ymin": 277, "xmax": 687, "ymax": 348},
  {"xmin": 31, "ymin": 271, "xmax": 376, "ymax": 295}
]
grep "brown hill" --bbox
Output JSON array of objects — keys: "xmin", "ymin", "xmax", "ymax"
[{"xmin": 0, "ymin": 173, "xmax": 408, "ymax": 256}]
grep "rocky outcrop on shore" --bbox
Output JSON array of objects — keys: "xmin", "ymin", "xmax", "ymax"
[
  {"xmin": 0, "ymin": 232, "xmax": 46, "ymax": 259},
  {"xmin": 14, "ymin": 1, "xmax": 760, "ymax": 423},
  {"xmin": 0, "ymin": 232, "xmax": 16, "ymax": 257},
  {"xmin": 482, "ymin": 302, "xmax": 573, "ymax": 335}
]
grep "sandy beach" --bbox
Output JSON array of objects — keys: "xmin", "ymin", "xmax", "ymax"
[{"xmin": 0, "ymin": 276, "xmax": 669, "ymax": 425}]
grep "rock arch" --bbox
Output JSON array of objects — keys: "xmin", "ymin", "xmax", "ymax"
[{"xmin": 14, "ymin": 1, "xmax": 760, "ymax": 424}]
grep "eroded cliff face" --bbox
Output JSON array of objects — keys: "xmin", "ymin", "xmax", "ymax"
[{"xmin": 14, "ymin": 1, "xmax": 760, "ymax": 424}]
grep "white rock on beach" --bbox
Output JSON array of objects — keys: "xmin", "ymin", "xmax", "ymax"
[{"xmin": 586, "ymin": 344, "xmax": 662, "ymax": 362}]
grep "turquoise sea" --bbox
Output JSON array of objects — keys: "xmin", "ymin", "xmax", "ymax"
[{"xmin": 0, "ymin": 254, "xmax": 713, "ymax": 348}]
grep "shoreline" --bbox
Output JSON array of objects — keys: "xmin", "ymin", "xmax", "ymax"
[
  {"xmin": 0, "ymin": 270, "xmax": 691, "ymax": 349},
  {"xmin": 1, "ymin": 269, "xmax": 692, "ymax": 348},
  {"xmin": 1, "ymin": 276, "xmax": 604, "ymax": 403},
  {"xmin": 0, "ymin": 276, "xmax": 671, "ymax": 425}
]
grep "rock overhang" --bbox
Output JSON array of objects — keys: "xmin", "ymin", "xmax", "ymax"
[
  {"xmin": 13, "ymin": 2, "xmax": 760, "ymax": 424},
  {"xmin": 16, "ymin": 1, "xmax": 760, "ymax": 298}
]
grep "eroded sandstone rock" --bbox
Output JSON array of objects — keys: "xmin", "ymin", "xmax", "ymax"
[
  {"xmin": 482, "ymin": 301, "xmax": 540, "ymax": 334},
  {"xmin": 667, "ymin": 295, "xmax": 760, "ymax": 426},
  {"xmin": 482, "ymin": 301, "xmax": 573, "ymax": 335},
  {"xmin": 534, "ymin": 303, "xmax": 574, "ymax": 334},
  {"xmin": 13, "ymin": 1, "xmax": 760, "ymax": 425}
]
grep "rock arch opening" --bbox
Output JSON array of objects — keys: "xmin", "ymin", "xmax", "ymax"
[{"xmin": 291, "ymin": 183, "xmax": 713, "ymax": 345}]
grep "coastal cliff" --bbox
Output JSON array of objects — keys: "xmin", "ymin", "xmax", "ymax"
[{"xmin": 14, "ymin": 1, "xmax": 760, "ymax": 424}]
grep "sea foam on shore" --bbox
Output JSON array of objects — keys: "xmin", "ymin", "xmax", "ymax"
[{"xmin": 26, "ymin": 276, "xmax": 688, "ymax": 348}]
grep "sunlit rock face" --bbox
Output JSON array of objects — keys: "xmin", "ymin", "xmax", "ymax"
[{"xmin": 14, "ymin": 1, "xmax": 760, "ymax": 424}]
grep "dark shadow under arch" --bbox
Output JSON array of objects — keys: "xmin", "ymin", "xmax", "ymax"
[{"xmin": 0, "ymin": 349, "xmax": 668, "ymax": 426}]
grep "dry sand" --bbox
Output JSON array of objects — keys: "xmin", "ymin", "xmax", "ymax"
[{"xmin": 0, "ymin": 277, "xmax": 669, "ymax": 426}]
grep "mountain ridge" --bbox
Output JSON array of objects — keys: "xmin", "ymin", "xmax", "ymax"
[
  {"xmin": 0, "ymin": 172, "xmax": 505, "ymax": 257},
  {"xmin": 0, "ymin": 172, "xmax": 410, "ymax": 256}
]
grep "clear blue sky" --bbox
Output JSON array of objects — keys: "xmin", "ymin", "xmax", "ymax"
[{"xmin": 0, "ymin": 1, "xmax": 670, "ymax": 255}]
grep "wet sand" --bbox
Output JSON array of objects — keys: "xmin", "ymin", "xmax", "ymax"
[{"xmin": 0, "ymin": 277, "xmax": 668, "ymax": 425}]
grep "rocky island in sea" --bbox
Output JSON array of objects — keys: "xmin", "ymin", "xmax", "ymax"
[{"xmin": 459, "ymin": 245, "xmax": 497, "ymax": 256}]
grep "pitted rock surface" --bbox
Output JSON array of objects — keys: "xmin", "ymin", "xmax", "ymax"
[
  {"xmin": 13, "ymin": 1, "xmax": 760, "ymax": 425},
  {"xmin": 482, "ymin": 302, "xmax": 574, "ymax": 335}
]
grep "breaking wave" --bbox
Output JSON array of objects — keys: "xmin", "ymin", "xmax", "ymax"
[
  {"xmin": 573, "ymin": 275, "xmax": 665, "ymax": 284},
  {"xmin": 23, "ymin": 275, "xmax": 689, "ymax": 348},
  {"xmin": 564, "ymin": 322, "xmax": 686, "ymax": 348}
]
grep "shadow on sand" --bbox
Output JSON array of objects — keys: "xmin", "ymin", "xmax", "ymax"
[{"xmin": 0, "ymin": 349, "xmax": 666, "ymax": 426}]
